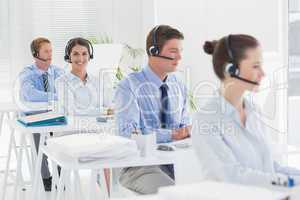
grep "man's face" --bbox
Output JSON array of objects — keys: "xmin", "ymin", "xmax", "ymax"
[
  {"xmin": 36, "ymin": 42, "xmax": 52, "ymax": 66},
  {"xmin": 158, "ymin": 38, "xmax": 182, "ymax": 73}
]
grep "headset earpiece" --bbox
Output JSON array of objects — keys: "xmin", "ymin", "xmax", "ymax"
[
  {"xmin": 149, "ymin": 45, "xmax": 159, "ymax": 56},
  {"xmin": 64, "ymin": 54, "xmax": 70, "ymax": 63},
  {"xmin": 30, "ymin": 42, "xmax": 38, "ymax": 58},
  {"xmin": 149, "ymin": 25, "xmax": 160, "ymax": 56},
  {"xmin": 225, "ymin": 35, "xmax": 239, "ymax": 77},
  {"xmin": 225, "ymin": 63, "xmax": 239, "ymax": 77}
]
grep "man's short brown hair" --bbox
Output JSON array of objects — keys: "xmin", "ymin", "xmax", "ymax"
[
  {"xmin": 30, "ymin": 37, "xmax": 51, "ymax": 57},
  {"xmin": 146, "ymin": 25, "xmax": 184, "ymax": 56}
]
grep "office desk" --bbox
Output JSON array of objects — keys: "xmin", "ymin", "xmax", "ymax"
[
  {"xmin": 107, "ymin": 181, "xmax": 297, "ymax": 200},
  {"xmin": 3, "ymin": 116, "xmax": 114, "ymax": 200},
  {"xmin": 32, "ymin": 137, "xmax": 202, "ymax": 200},
  {"xmin": 33, "ymin": 144, "xmax": 175, "ymax": 200}
]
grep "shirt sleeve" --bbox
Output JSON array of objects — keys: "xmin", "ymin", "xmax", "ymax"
[
  {"xmin": 143, "ymin": 127, "xmax": 172, "ymax": 143},
  {"xmin": 115, "ymin": 80, "xmax": 172, "ymax": 143},
  {"xmin": 114, "ymin": 80, "xmax": 141, "ymax": 138},
  {"xmin": 19, "ymin": 72, "xmax": 50, "ymax": 102},
  {"xmin": 274, "ymin": 161, "xmax": 300, "ymax": 176}
]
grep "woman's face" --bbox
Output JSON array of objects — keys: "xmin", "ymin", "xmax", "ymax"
[
  {"xmin": 70, "ymin": 44, "xmax": 90, "ymax": 70},
  {"xmin": 238, "ymin": 46, "xmax": 265, "ymax": 92}
]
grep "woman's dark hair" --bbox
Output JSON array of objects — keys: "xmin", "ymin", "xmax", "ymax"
[{"xmin": 203, "ymin": 34, "xmax": 259, "ymax": 80}]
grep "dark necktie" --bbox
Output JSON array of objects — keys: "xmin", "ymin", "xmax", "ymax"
[
  {"xmin": 42, "ymin": 72, "xmax": 49, "ymax": 92},
  {"xmin": 159, "ymin": 83, "xmax": 175, "ymax": 180},
  {"xmin": 160, "ymin": 83, "xmax": 169, "ymax": 128}
]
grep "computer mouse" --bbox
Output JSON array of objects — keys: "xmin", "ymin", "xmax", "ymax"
[{"xmin": 157, "ymin": 144, "xmax": 175, "ymax": 151}]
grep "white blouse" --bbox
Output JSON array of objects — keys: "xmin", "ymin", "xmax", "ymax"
[{"xmin": 55, "ymin": 72, "xmax": 100, "ymax": 116}]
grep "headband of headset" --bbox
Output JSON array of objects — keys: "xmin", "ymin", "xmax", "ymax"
[{"xmin": 224, "ymin": 35, "xmax": 239, "ymax": 76}]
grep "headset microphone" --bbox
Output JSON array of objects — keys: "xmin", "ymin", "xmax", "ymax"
[
  {"xmin": 35, "ymin": 56, "xmax": 49, "ymax": 62},
  {"xmin": 234, "ymin": 75, "xmax": 259, "ymax": 85},
  {"xmin": 224, "ymin": 35, "xmax": 259, "ymax": 86},
  {"xmin": 153, "ymin": 55, "xmax": 174, "ymax": 60}
]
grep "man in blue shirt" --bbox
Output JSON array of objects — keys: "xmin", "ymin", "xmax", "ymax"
[
  {"xmin": 18, "ymin": 37, "xmax": 63, "ymax": 191},
  {"xmin": 115, "ymin": 25, "xmax": 191, "ymax": 194},
  {"xmin": 19, "ymin": 38, "xmax": 63, "ymax": 102}
]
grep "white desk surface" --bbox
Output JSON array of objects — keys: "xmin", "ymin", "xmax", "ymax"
[
  {"xmin": 41, "ymin": 145, "xmax": 175, "ymax": 170},
  {"xmin": 114, "ymin": 181, "xmax": 297, "ymax": 200},
  {"xmin": 0, "ymin": 101, "xmax": 49, "ymax": 112}
]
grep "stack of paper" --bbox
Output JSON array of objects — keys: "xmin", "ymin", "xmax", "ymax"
[
  {"xmin": 17, "ymin": 111, "xmax": 67, "ymax": 127},
  {"xmin": 47, "ymin": 134, "xmax": 138, "ymax": 163}
]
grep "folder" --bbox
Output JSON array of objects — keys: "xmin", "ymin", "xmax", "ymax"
[
  {"xmin": 17, "ymin": 111, "xmax": 67, "ymax": 127},
  {"xmin": 22, "ymin": 109, "xmax": 51, "ymax": 116}
]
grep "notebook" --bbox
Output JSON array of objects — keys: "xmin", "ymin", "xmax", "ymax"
[{"xmin": 17, "ymin": 111, "xmax": 67, "ymax": 127}]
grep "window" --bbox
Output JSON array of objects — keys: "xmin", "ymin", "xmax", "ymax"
[
  {"xmin": 31, "ymin": 0, "xmax": 100, "ymax": 68},
  {"xmin": 0, "ymin": 0, "xmax": 10, "ymax": 88},
  {"xmin": 0, "ymin": 0, "xmax": 101, "ymax": 98},
  {"xmin": 289, "ymin": 0, "xmax": 300, "ymax": 96}
]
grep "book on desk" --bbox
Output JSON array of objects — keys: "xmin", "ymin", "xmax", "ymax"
[{"xmin": 17, "ymin": 111, "xmax": 67, "ymax": 127}]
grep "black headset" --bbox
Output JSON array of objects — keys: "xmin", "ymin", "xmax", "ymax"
[
  {"xmin": 224, "ymin": 35, "xmax": 259, "ymax": 85},
  {"xmin": 224, "ymin": 35, "xmax": 240, "ymax": 76},
  {"xmin": 64, "ymin": 37, "xmax": 94, "ymax": 63},
  {"xmin": 30, "ymin": 42, "xmax": 39, "ymax": 58},
  {"xmin": 148, "ymin": 25, "xmax": 174, "ymax": 60},
  {"xmin": 149, "ymin": 25, "xmax": 160, "ymax": 56}
]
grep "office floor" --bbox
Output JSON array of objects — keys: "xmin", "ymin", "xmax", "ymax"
[{"xmin": 0, "ymin": 170, "xmax": 136, "ymax": 200}]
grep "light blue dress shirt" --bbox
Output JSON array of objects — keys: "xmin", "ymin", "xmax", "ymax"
[
  {"xmin": 19, "ymin": 63, "xmax": 64, "ymax": 102},
  {"xmin": 192, "ymin": 92, "xmax": 300, "ymax": 186},
  {"xmin": 114, "ymin": 65, "xmax": 191, "ymax": 143}
]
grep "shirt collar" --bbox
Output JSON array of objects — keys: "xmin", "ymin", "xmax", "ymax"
[
  {"xmin": 143, "ymin": 65, "xmax": 167, "ymax": 88},
  {"xmin": 33, "ymin": 63, "xmax": 53, "ymax": 76},
  {"xmin": 67, "ymin": 71, "xmax": 90, "ymax": 83}
]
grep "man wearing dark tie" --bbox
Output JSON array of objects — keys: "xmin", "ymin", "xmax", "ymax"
[
  {"xmin": 115, "ymin": 25, "xmax": 191, "ymax": 194},
  {"xmin": 18, "ymin": 37, "xmax": 64, "ymax": 191}
]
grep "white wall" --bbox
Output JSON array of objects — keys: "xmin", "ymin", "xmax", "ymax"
[
  {"xmin": 98, "ymin": 0, "xmax": 146, "ymax": 48},
  {"xmin": 155, "ymin": 0, "xmax": 285, "ymax": 86}
]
